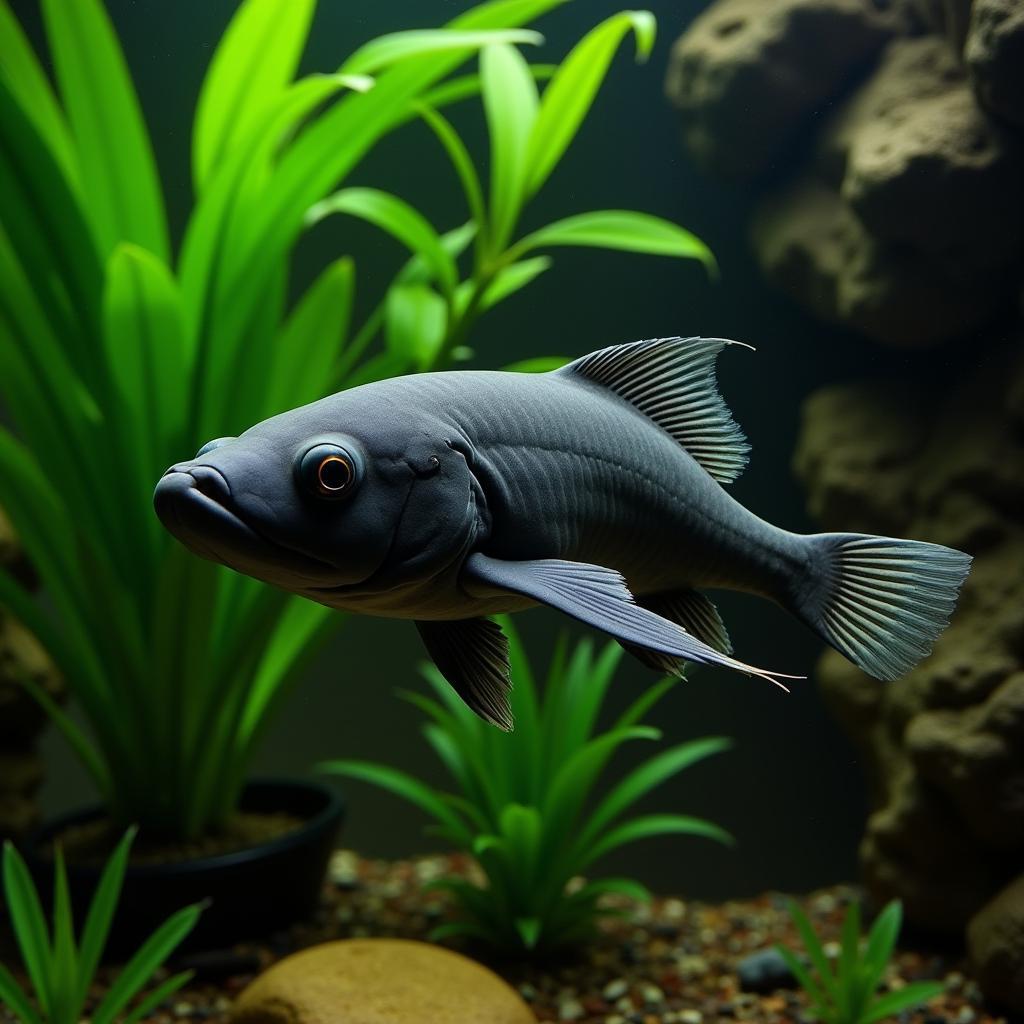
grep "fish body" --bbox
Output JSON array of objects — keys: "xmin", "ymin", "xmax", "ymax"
[{"xmin": 155, "ymin": 338, "xmax": 971, "ymax": 729}]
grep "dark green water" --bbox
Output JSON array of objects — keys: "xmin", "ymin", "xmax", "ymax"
[{"xmin": 18, "ymin": 0, "xmax": 928, "ymax": 899}]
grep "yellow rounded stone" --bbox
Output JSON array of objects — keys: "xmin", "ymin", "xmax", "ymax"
[{"xmin": 231, "ymin": 938, "xmax": 536, "ymax": 1024}]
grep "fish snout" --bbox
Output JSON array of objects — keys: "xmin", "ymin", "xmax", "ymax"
[{"xmin": 153, "ymin": 464, "xmax": 233, "ymax": 530}]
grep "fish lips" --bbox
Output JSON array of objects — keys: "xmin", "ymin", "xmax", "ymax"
[{"xmin": 154, "ymin": 465, "xmax": 342, "ymax": 588}]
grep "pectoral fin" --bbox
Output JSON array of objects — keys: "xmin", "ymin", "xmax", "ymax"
[
  {"xmin": 463, "ymin": 554, "xmax": 794, "ymax": 688},
  {"xmin": 416, "ymin": 617, "xmax": 514, "ymax": 731}
]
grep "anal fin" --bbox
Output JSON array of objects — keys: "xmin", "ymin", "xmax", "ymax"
[
  {"xmin": 416, "ymin": 618, "xmax": 514, "ymax": 731},
  {"xmin": 620, "ymin": 589, "xmax": 731, "ymax": 676}
]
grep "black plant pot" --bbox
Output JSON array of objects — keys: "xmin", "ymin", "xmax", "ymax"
[{"xmin": 25, "ymin": 777, "xmax": 344, "ymax": 957}]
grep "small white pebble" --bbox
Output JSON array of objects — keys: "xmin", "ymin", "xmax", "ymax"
[
  {"xmin": 955, "ymin": 1008, "xmax": 976, "ymax": 1024},
  {"xmin": 615, "ymin": 995, "xmax": 634, "ymax": 1012},
  {"xmin": 173, "ymin": 1003, "xmax": 193, "ymax": 1018},
  {"xmin": 559, "ymin": 998, "xmax": 585, "ymax": 1020},
  {"xmin": 642, "ymin": 984, "xmax": 664, "ymax": 1005},
  {"xmin": 602, "ymin": 979, "xmax": 628, "ymax": 1000},
  {"xmin": 663, "ymin": 898, "xmax": 686, "ymax": 919},
  {"xmin": 813, "ymin": 893, "xmax": 837, "ymax": 914},
  {"xmin": 823, "ymin": 940, "xmax": 841, "ymax": 959},
  {"xmin": 680, "ymin": 1011, "xmax": 703, "ymax": 1024}
]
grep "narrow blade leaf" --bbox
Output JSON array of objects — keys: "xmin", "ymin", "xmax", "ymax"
[
  {"xmin": 40, "ymin": 0, "xmax": 168, "ymax": 259},
  {"xmin": 193, "ymin": 0, "xmax": 316, "ymax": 190}
]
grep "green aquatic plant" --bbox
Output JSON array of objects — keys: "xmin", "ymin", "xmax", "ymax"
[
  {"xmin": 0, "ymin": 831, "xmax": 203, "ymax": 1023},
  {"xmin": 0, "ymin": 0, "xmax": 713, "ymax": 839},
  {"xmin": 778, "ymin": 900, "xmax": 944, "ymax": 1024},
  {"xmin": 322, "ymin": 623, "xmax": 731, "ymax": 954}
]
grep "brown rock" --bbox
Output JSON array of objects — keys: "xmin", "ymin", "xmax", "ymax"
[
  {"xmin": 795, "ymin": 344, "xmax": 1024, "ymax": 944},
  {"xmin": 665, "ymin": 0, "xmax": 896, "ymax": 181},
  {"xmin": 968, "ymin": 873, "xmax": 1024, "ymax": 1013},
  {"xmin": 831, "ymin": 38, "xmax": 1024, "ymax": 274},
  {"xmin": 967, "ymin": 0, "xmax": 1024, "ymax": 128},
  {"xmin": 231, "ymin": 939, "xmax": 535, "ymax": 1024},
  {"xmin": 752, "ymin": 177, "xmax": 1007, "ymax": 346}
]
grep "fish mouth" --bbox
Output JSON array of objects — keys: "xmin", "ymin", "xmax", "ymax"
[{"xmin": 153, "ymin": 466, "xmax": 341, "ymax": 587}]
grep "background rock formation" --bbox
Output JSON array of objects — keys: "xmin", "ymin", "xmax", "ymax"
[
  {"xmin": 667, "ymin": 0, "xmax": 1024, "ymax": 348},
  {"xmin": 669, "ymin": 0, "xmax": 1024, "ymax": 1011},
  {"xmin": 793, "ymin": 343, "xmax": 1024, "ymax": 1007},
  {"xmin": 0, "ymin": 505, "xmax": 62, "ymax": 841}
]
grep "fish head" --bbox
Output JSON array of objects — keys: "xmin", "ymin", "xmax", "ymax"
[{"xmin": 153, "ymin": 390, "xmax": 482, "ymax": 597}]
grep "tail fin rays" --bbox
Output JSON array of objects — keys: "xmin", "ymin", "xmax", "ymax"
[{"xmin": 798, "ymin": 534, "xmax": 972, "ymax": 681}]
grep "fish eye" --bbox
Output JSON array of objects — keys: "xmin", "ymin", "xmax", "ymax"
[
  {"xmin": 195, "ymin": 437, "xmax": 234, "ymax": 459},
  {"xmin": 298, "ymin": 443, "xmax": 360, "ymax": 500}
]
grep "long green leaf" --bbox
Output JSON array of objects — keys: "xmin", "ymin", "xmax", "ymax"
[
  {"xmin": 0, "ymin": 962, "xmax": 43, "ymax": 1024},
  {"xmin": 542, "ymin": 726, "xmax": 658, "ymax": 829},
  {"xmin": 14, "ymin": 669, "xmax": 110, "ymax": 800},
  {"xmin": 103, "ymin": 243, "xmax": 188, "ymax": 543},
  {"xmin": 75, "ymin": 829, "xmax": 135, "ymax": 1010},
  {"xmin": 2, "ymin": 842, "xmax": 54, "ymax": 1019},
  {"xmin": 581, "ymin": 813, "xmax": 733, "ymax": 868},
  {"xmin": 265, "ymin": 256, "xmax": 354, "ymax": 417},
  {"xmin": 580, "ymin": 737, "xmax": 731, "ymax": 852},
  {"xmin": 90, "ymin": 903, "xmax": 204, "ymax": 1024},
  {"xmin": 0, "ymin": 1, "xmax": 78, "ymax": 187},
  {"xmin": 40, "ymin": 0, "xmax": 168, "ymax": 260},
  {"xmin": 120, "ymin": 970, "xmax": 196, "ymax": 1024},
  {"xmin": 193, "ymin": 0, "xmax": 316, "ymax": 191},
  {"xmin": 320, "ymin": 761, "xmax": 467, "ymax": 837},
  {"xmin": 513, "ymin": 209, "xmax": 716, "ymax": 274},
  {"xmin": 481, "ymin": 42, "xmax": 537, "ymax": 253},
  {"xmin": 480, "ymin": 256, "xmax": 551, "ymax": 312},
  {"xmin": 385, "ymin": 282, "xmax": 448, "ymax": 370},
  {"xmin": 789, "ymin": 902, "xmax": 841, "ymax": 1006},
  {"xmin": 861, "ymin": 981, "xmax": 945, "ymax": 1024},
  {"xmin": 525, "ymin": 11, "xmax": 655, "ymax": 196},
  {"xmin": 417, "ymin": 104, "xmax": 486, "ymax": 229},
  {"xmin": 861, "ymin": 900, "xmax": 902, "ymax": 998},
  {"xmin": 342, "ymin": 28, "xmax": 543, "ymax": 76},
  {"xmin": 776, "ymin": 945, "xmax": 828, "ymax": 1008},
  {"xmin": 307, "ymin": 188, "xmax": 457, "ymax": 297},
  {"xmin": 49, "ymin": 848, "xmax": 78, "ymax": 1024},
  {"xmin": 0, "ymin": 76, "xmax": 104, "ymax": 380}
]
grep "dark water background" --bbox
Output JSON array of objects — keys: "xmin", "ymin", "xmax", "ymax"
[{"xmin": 14, "ymin": 0, "xmax": 939, "ymax": 899}]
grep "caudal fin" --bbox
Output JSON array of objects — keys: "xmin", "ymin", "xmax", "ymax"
[{"xmin": 796, "ymin": 533, "xmax": 972, "ymax": 681}]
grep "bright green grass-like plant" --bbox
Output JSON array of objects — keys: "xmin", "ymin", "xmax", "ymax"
[
  {"xmin": 322, "ymin": 622, "xmax": 731, "ymax": 954},
  {"xmin": 0, "ymin": 0, "xmax": 713, "ymax": 839},
  {"xmin": 0, "ymin": 832, "xmax": 203, "ymax": 1023},
  {"xmin": 778, "ymin": 900, "xmax": 944, "ymax": 1024}
]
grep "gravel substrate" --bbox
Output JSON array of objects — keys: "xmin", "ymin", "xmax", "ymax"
[{"xmin": 0, "ymin": 850, "xmax": 1010, "ymax": 1023}]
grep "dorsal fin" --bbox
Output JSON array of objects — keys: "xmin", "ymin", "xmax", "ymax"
[{"xmin": 558, "ymin": 337, "xmax": 752, "ymax": 484}]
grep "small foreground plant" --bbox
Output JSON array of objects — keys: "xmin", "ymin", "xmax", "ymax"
[
  {"xmin": 0, "ymin": 831, "xmax": 203, "ymax": 1024},
  {"xmin": 778, "ymin": 899, "xmax": 944, "ymax": 1024},
  {"xmin": 321, "ymin": 622, "xmax": 732, "ymax": 954}
]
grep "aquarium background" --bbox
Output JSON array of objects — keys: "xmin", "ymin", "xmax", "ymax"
[{"xmin": 15, "ymin": 0, "xmax": 940, "ymax": 900}]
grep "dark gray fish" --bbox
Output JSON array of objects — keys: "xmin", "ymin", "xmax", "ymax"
[{"xmin": 154, "ymin": 337, "xmax": 972, "ymax": 730}]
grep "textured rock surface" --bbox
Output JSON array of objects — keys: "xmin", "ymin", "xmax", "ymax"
[
  {"xmin": 669, "ymin": 0, "xmax": 1024, "ymax": 347},
  {"xmin": 968, "ymin": 874, "xmax": 1024, "ymax": 1014},
  {"xmin": 750, "ymin": 35, "xmax": 1023, "ymax": 345},
  {"xmin": 751, "ymin": 177, "xmax": 1008, "ymax": 346},
  {"xmin": 231, "ymin": 939, "xmax": 535, "ymax": 1024},
  {"xmin": 794, "ymin": 343, "xmax": 1024, "ymax": 1005},
  {"xmin": 665, "ymin": 0, "xmax": 896, "ymax": 181},
  {"xmin": 829, "ymin": 38, "xmax": 1023, "ymax": 274},
  {"xmin": 967, "ymin": 0, "xmax": 1024, "ymax": 128},
  {"xmin": 0, "ymin": 505, "xmax": 61, "ymax": 840}
]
